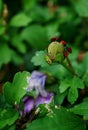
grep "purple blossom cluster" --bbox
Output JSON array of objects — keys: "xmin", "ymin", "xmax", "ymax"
[{"xmin": 19, "ymin": 71, "xmax": 53, "ymax": 115}]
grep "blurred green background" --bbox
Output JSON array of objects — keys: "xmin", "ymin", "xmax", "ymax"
[{"xmin": 0, "ymin": 0, "xmax": 88, "ymax": 88}]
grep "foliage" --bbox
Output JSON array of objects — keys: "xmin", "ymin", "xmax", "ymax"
[
  {"xmin": 26, "ymin": 108, "xmax": 85, "ymax": 130},
  {"xmin": 3, "ymin": 71, "xmax": 30, "ymax": 105},
  {"xmin": 10, "ymin": 12, "xmax": 32, "ymax": 27},
  {"xmin": 70, "ymin": 98, "xmax": 88, "ymax": 119},
  {"xmin": 0, "ymin": 108, "xmax": 18, "ymax": 130},
  {"xmin": 70, "ymin": 0, "xmax": 88, "ymax": 17},
  {"xmin": 60, "ymin": 76, "xmax": 84, "ymax": 104},
  {"xmin": 0, "ymin": 0, "xmax": 88, "ymax": 130}
]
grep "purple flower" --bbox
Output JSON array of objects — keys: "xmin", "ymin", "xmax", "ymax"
[
  {"xmin": 19, "ymin": 97, "xmax": 34, "ymax": 116},
  {"xmin": 17, "ymin": 71, "xmax": 54, "ymax": 116},
  {"xmin": 35, "ymin": 93, "xmax": 54, "ymax": 107},
  {"xmin": 27, "ymin": 71, "xmax": 47, "ymax": 97},
  {"xmin": 19, "ymin": 93, "xmax": 53, "ymax": 115},
  {"xmin": 23, "ymin": 96, "xmax": 34, "ymax": 114}
]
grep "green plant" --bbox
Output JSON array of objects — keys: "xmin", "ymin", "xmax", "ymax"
[{"xmin": 0, "ymin": 0, "xmax": 88, "ymax": 129}]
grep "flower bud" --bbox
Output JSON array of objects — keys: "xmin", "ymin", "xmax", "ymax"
[
  {"xmin": 47, "ymin": 41, "xmax": 64, "ymax": 62},
  {"xmin": 47, "ymin": 38, "xmax": 72, "ymax": 63}
]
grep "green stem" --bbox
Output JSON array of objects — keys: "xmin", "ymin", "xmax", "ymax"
[{"xmin": 61, "ymin": 57, "xmax": 77, "ymax": 76}]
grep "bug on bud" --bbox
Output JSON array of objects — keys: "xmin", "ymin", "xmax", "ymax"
[
  {"xmin": 50, "ymin": 37, "xmax": 59, "ymax": 42},
  {"xmin": 67, "ymin": 47, "xmax": 72, "ymax": 53},
  {"xmin": 60, "ymin": 40, "xmax": 66, "ymax": 46},
  {"xmin": 46, "ymin": 37, "xmax": 72, "ymax": 63}
]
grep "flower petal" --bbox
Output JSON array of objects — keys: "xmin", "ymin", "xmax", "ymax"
[
  {"xmin": 35, "ymin": 93, "xmax": 54, "ymax": 107},
  {"xmin": 26, "ymin": 71, "xmax": 47, "ymax": 97},
  {"xmin": 23, "ymin": 96, "xmax": 35, "ymax": 114}
]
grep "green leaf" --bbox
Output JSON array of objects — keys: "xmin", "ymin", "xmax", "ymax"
[
  {"xmin": 29, "ymin": 6, "xmax": 54, "ymax": 23},
  {"xmin": 0, "ymin": 0, "xmax": 3, "ymax": 16},
  {"xmin": 46, "ymin": 22, "xmax": 60, "ymax": 38},
  {"xmin": 21, "ymin": 25, "xmax": 48, "ymax": 49},
  {"xmin": 31, "ymin": 51, "xmax": 49, "ymax": 67},
  {"xmin": 54, "ymin": 91, "xmax": 67, "ymax": 105},
  {"xmin": 59, "ymin": 77, "xmax": 84, "ymax": 104},
  {"xmin": 0, "ymin": 108, "xmax": 19, "ymax": 129},
  {"xmin": 82, "ymin": 52, "xmax": 88, "ymax": 72},
  {"xmin": 11, "ymin": 35, "xmax": 26, "ymax": 54},
  {"xmin": 6, "ymin": 125, "xmax": 16, "ymax": 130},
  {"xmin": 0, "ymin": 25, "xmax": 5, "ymax": 35},
  {"xmin": 0, "ymin": 93, "xmax": 5, "ymax": 108},
  {"xmin": 11, "ymin": 50, "xmax": 23, "ymax": 65},
  {"xmin": 3, "ymin": 71, "xmax": 30, "ymax": 105},
  {"xmin": 71, "ymin": 76, "xmax": 84, "ymax": 89},
  {"xmin": 37, "ymin": 104, "xmax": 49, "ymax": 118},
  {"xmin": 0, "ymin": 44, "xmax": 12, "ymax": 69},
  {"xmin": 3, "ymin": 125, "xmax": 16, "ymax": 130},
  {"xmin": 70, "ymin": 0, "xmax": 88, "ymax": 17},
  {"xmin": 26, "ymin": 108, "xmax": 86, "ymax": 130},
  {"xmin": 68, "ymin": 87, "xmax": 78, "ymax": 104},
  {"xmin": 67, "ymin": 76, "xmax": 84, "ymax": 104},
  {"xmin": 70, "ymin": 98, "xmax": 88, "ymax": 119},
  {"xmin": 27, "ymin": 90, "xmax": 37, "ymax": 98},
  {"xmin": 59, "ymin": 78, "xmax": 70, "ymax": 93},
  {"xmin": 82, "ymin": 73, "xmax": 88, "ymax": 87},
  {"xmin": 10, "ymin": 12, "xmax": 31, "ymax": 27},
  {"xmin": 22, "ymin": 0, "xmax": 37, "ymax": 11},
  {"xmin": 42, "ymin": 64, "xmax": 69, "ymax": 79}
]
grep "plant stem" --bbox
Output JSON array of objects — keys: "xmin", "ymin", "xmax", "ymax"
[{"xmin": 62, "ymin": 57, "xmax": 77, "ymax": 76}]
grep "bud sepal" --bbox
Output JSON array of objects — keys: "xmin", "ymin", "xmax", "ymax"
[{"xmin": 46, "ymin": 37, "xmax": 76, "ymax": 75}]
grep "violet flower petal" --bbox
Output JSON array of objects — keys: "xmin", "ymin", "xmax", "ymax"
[
  {"xmin": 19, "ymin": 93, "xmax": 53, "ymax": 116},
  {"xmin": 23, "ymin": 96, "xmax": 35, "ymax": 114},
  {"xmin": 35, "ymin": 93, "xmax": 54, "ymax": 107},
  {"xmin": 27, "ymin": 71, "xmax": 47, "ymax": 97}
]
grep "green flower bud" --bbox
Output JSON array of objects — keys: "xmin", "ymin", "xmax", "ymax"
[
  {"xmin": 46, "ymin": 37, "xmax": 75, "ymax": 75},
  {"xmin": 47, "ymin": 41, "xmax": 64, "ymax": 63}
]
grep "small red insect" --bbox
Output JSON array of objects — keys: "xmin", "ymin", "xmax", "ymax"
[
  {"xmin": 67, "ymin": 47, "xmax": 72, "ymax": 53},
  {"xmin": 60, "ymin": 40, "xmax": 66, "ymax": 46},
  {"xmin": 63, "ymin": 51, "xmax": 68, "ymax": 57},
  {"xmin": 50, "ymin": 37, "xmax": 59, "ymax": 42},
  {"xmin": 50, "ymin": 37, "xmax": 72, "ymax": 58}
]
